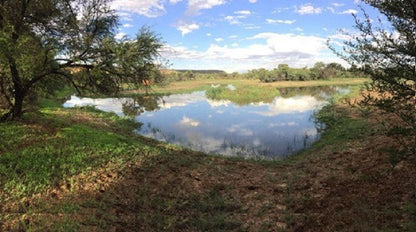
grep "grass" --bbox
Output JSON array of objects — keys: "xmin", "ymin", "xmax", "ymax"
[
  {"xmin": 1, "ymin": 78, "xmax": 415, "ymax": 231},
  {"xmin": 144, "ymin": 78, "xmax": 369, "ymax": 95},
  {"xmin": 0, "ymin": 107, "xmax": 144, "ymax": 197},
  {"xmin": 205, "ymin": 83, "xmax": 279, "ymax": 105}
]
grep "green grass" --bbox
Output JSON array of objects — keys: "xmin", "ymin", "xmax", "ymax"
[
  {"xmin": 0, "ymin": 107, "xmax": 149, "ymax": 197},
  {"xmin": 205, "ymin": 83, "xmax": 280, "ymax": 105},
  {"xmin": 147, "ymin": 78, "xmax": 368, "ymax": 96}
]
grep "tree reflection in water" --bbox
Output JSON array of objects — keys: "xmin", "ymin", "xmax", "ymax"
[
  {"xmin": 122, "ymin": 95, "xmax": 164, "ymax": 117},
  {"xmin": 64, "ymin": 86, "xmax": 351, "ymax": 159}
]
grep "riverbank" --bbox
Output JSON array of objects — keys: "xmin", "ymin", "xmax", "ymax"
[
  {"xmin": 124, "ymin": 78, "xmax": 368, "ymax": 95},
  {"xmin": 1, "ymin": 79, "xmax": 415, "ymax": 231}
]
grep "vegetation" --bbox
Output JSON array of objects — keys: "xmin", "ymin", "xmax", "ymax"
[
  {"xmin": 248, "ymin": 62, "xmax": 366, "ymax": 82},
  {"xmin": 0, "ymin": 0, "xmax": 163, "ymax": 121},
  {"xmin": 161, "ymin": 62, "xmax": 367, "ymax": 84},
  {"xmin": 1, "ymin": 86, "xmax": 415, "ymax": 231},
  {"xmin": 146, "ymin": 78, "xmax": 368, "ymax": 97},
  {"xmin": 334, "ymin": 0, "xmax": 416, "ymax": 160},
  {"xmin": 0, "ymin": 0, "xmax": 415, "ymax": 231},
  {"xmin": 205, "ymin": 83, "xmax": 280, "ymax": 105}
]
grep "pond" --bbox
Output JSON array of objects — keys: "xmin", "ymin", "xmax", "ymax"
[{"xmin": 63, "ymin": 85, "xmax": 349, "ymax": 160}]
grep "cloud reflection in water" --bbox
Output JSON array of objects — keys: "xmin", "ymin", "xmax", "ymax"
[{"xmin": 63, "ymin": 86, "xmax": 345, "ymax": 159}]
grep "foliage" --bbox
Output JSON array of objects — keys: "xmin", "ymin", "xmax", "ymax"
[
  {"xmin": 0, "ymin": 107, "xmax": 144, "ymax": 196},
  {"xmin": 205, "ymin": 84, "xmax": 279, "ymax": 105},
  {"xmin": 0, "ymin": 0, "xmax": 163, "ymax": 121},
  {"xmin": 247, "ymin": 62, "xmax": 365, "ymax": 82},
  {"xmin": 160, "ymin": 62, "xmax": 366, "ymax": 84},
  {"xmin": 333, "ymin": 0, "xmax": 416, "ymax": 158}
]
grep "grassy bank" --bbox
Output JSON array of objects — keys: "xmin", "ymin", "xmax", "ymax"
[
  {"xmin": 137, "ymin": 78, "xmax": 368, "ymax": 95},
  {"xmin": 1, "ymin": 79, "xmax": 415, "ymax": 231}
]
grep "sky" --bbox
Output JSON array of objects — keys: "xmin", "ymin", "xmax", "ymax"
[{"xmin": 110, "ymin": 0, "xmax": 378, "ymax": 73}]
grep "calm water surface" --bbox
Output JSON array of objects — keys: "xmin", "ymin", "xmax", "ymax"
[{"xmin": 63, "ymin": 86, "xmax": 348, "ymax": 159}]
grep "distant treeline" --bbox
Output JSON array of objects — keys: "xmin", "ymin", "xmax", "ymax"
[
  {"xmin": 248, "ymin": 62, "xmax": 367, "ymax": 82},
  {"xmin": 161, "ymin": 62, "xmax": 367, "ymax": 83},
  {"xmin": 173, "ymin": 69, "xmax": 226, "ymax": 74}
]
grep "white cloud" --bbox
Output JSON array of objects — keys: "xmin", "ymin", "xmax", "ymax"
[
  {"xmin": 122, "ymin": 23, "xmax": 134, "ymax": 28},
  {"xmin": 332, "ymin": 3, "xmax": 345, "ymax": 7},
  {"xmin": 227, "ymin": 124, "xmax": 254, "ymax": 136},
  {"xmin": 63, "ymin": 96, "xmax": 131, "ymax": 115},
  {"xmin": 327, "ymin": 7, "xmax": 336, "ymax": 13},
  {"xmin": 296, "ymin": 3, "xmax": 322, "ymax": 15},
  {"xmin": 187, "ymin": 0, "xmax": 226, "ymax": 15},
  {"xmin": 249, "ymin": 33, "xmax": 326, "ymax": 56},
  {"xmin": 225, "ymin": 15, "xmax": 241, "ymax": 25},
  {"xmin": 269, "ymin": 122, "xmax": 298, "ymax": 128},
  {"xmin": 161, "ymin": 44, "xmax": 203, "ymax": 59},
  {"xmin": 161, "ymin": 33, "xmax": 345, "ymax": 72},
  {"xmin": 266, "ymin": 19, "xmax": 296, "ymax": 25},
  {"xmin": 207, "ymin": 99, "xmax": 231, "ymax": 107},
  {"xmin": 115, "ymin": 32, "xmax": 127, "ymax": 40},
  {"xmin": 339, "ymin": 9, "xmax": 358, "ymax": 15},
  {"xmin": 215, "ymin": 37, "xmax": 224, "ymax": 42},
  {"xmin": 244, "ymin": 25, "xmax": 261, "ymax": 30},
  {"xmin": 235, "ymin": 10, "xmax": 251, "ymax": 15},
  {"xmin": 206, "ymin": 33, "xmax": 212, "ymax": 36},
  {"xmin": 111, "ymin": 0, "xmax": 165, "ymax": 18},
  {"xmin": 329, "ymin": 31, "xmax": 354, "ymax": 41},
  {"xmin": 249, "ymin": 0, "xmax": 257, "ymax": 3},
  {"xmin": 117, "ymin": 12, "xmax": 133, "ymax": 21},
  {"xmin": 224, "ymin": 10, "xmax": 251, "ymax": 25},
  {"xmin": 152, "ymin": 91, "xmax": 206, "ymax": 109},
  {"xmin": 178, "ymin": 116, "xmax": 200, "ymax": 127},
  {"xmin": 255, "ymin": 96, "xmax": 326, "ymax": 116},
  {"xmin": 170, "ymin": 0, "xmax": 183, "ymax": 4},
  {"xmin": 176, "ymin": 22, "xmax": 200, "ymax": 36}
]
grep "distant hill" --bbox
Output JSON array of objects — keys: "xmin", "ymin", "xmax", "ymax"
[{"xmin": 161, "ymin": 69, "xmax": 226, "ymax": 74}]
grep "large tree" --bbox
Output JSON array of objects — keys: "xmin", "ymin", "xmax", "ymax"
[
  {"xmin": 0, "ymin": 0, "xmax": 163, "ymax": 121},
  {"xmin": 335, "ymin": 0, "xmax": 416, "ymax": 154}
]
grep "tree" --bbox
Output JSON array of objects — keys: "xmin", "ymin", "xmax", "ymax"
[
  {"xmin": 0, "ymin": 0, "xmax": 163, "ymax": 121},
  {"xmin": 334, "ymin": 0, "xmax": 416, "ymax": 156},
  {"xmin": 277, "ymin": 64, "xmax": 290, "ymax": 80}
]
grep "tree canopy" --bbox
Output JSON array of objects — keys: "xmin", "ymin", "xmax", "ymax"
[
  {"xmin": 0, "ymin": 0, "xmax": 163, "ymax": 121},
  {"xmin": 247, "ymin": 62, "xmax": 364, "ymax": 82},
  {"xmin": 335, "ymin": 0, "xmax": 416, "ymax": 155}
]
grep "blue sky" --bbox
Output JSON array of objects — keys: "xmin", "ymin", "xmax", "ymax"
[{"xmin": 110, "ymin": 0, "xmax": 377, "ymax": 72}]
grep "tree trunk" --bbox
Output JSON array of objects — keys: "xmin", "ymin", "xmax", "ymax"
[
  {"xmin": 12, "ymin": 91, "xmax": 24, "ymax": 118},
  {"xmin": 0, "ymin": 90, "xmax": 25, "ymax": 122},
  {"xmin": 1, "ymin": 57, "xmax": 26, "ymax": 121}
]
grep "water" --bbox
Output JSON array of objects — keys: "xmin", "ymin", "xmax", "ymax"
[{"xmin": 63, "ymin": 86, "xmax": 348, "ymax": 159}]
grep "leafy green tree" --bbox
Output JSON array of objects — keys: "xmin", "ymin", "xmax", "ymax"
[
  {"xmin": 310, "ymin": 62, "xmax": 326, "ymax": 80},
  {"xmin": 0, "ymin": 0, "xmax": 163, "ymax": 121},
  {"xmin": 184, "ymin": 70, "xmax": 195, "ymax": 80},
  {"xmin": 277, "ymin": 64, "xmax": 290, "ymax": 80},
  {"xmin": 335, "ymin": 0, "xmax": 416, "ymax": 156}
]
